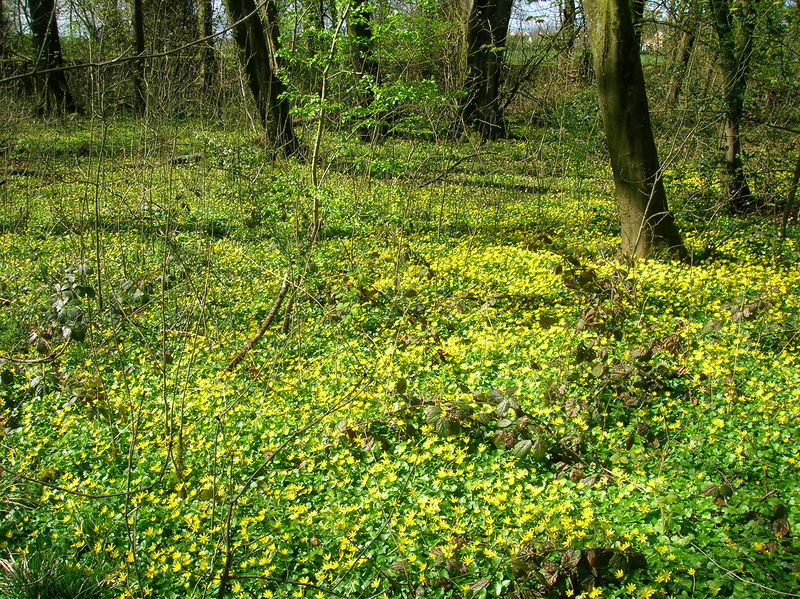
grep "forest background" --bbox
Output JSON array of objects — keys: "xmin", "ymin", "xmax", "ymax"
[{"xmin": 0, "ymin": 0, "xmax": 799, "ymax": 597}]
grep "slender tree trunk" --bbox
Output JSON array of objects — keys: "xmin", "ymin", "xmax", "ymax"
[
  {"xmin": 709, "ymin": 0, "xmax": 755, "ymax": 211},
  {"xmin": 563, "ymin": 0, "xmax": 577, "ymax": 52},
  {"xmin": 573, "ymin": 0, "xmax": 595, "ymax": 83},
  {"xmin": 28, "ymin": 0, "xmax": 78, "ymax": 114},
  {"xmin": 0, "ymin": 0, "xmax": 8, "ymax": 57},
  {"xmin": 584, "ymin": 0, "xmax": 686, "ymax": 258},
  {"xmin": 132, "ymin": 0, "xmax": 146, "ymax": 115},
  {"xmin": 348, "ymin": 0, "xmax": 385, "ymax": 142},
  {"xmin": 779, "ymin": 146, "xmax": 800, "ymax": 239},
  {"xmin": 224, "ymin": 0, "xmax": 299, "ymax": 155},
  {"xmin": 175, "ymin": 0, "xmax": 197, "ymax": 42},
  {"xmin": 459, "ymin": 0, "xmax": 513, "ymax": 139},
  {"xmin": 198, "ymin": 0, "xmax": 217, "ymax": 93},
  {"xmin": 665, "ymin": 1, "xmax": 698, "ymax": 104}
]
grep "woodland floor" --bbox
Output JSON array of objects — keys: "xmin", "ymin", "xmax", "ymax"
[{"xmin": 1, "ymin": 119, "xmax": 799, "ymax": 598}]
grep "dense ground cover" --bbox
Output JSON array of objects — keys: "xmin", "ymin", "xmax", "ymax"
[{"xmin": 1, "ymin": 120, "xmax": 799, "ymax": 598}]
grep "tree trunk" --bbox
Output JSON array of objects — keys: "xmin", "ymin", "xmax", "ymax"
[
  {"xmin": 584, "ymin": 0, "xmax": 686, "ymax": 259},
  {"xmin": 348, "ymin": 0, "xmax": 385, "ymax": 142},
  {"xmin": 665, "ymin": 0, "xmax": 698, "ymax": 105},
  {"xmin": 0, "ymin": 0, "xmax": 8, "ymax": 57},
  {"xmin": 132, "ymin": 0, "xmax": 146, "ymax": 115},
  {"xmin": 631, "ymin": 0, "xmax": 645, "ymax": 48},
  {"xmin": 779, "ymin": 146, "xmax": 800, "ymax": 239},
  {"xmin": 563, "ymin": 0, "xmax": 577, "ymax": 52},
  {"xmin": 224, "ymin": 0, "xmax": 299, "ymax": 156},
  {"xmin": 459, "ymin": 0, "xmax": 513, "ymax": 140},
  {"xmin": 28, "ymin": 0, "xmax": 78, "ymax": 114},
  {"xmin": 171, "ymin": 0, "xmax": 197, "ymax": 42},
  {"xmin": 709, "ymin": 0, "xmax": 755, "ymax": 211},
  {"xmin": 198, "ymin": 0, "xmax": 217, "ymax": 93}
]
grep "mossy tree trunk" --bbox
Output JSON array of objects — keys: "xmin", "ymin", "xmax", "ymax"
[
  {"xmin": 584, "ymin": 0, "xmax": 687, "ymax": 259},
  {"xmin": 709, "ymin": 0, "xmax": 755, "ymax": 212},
  {"xmin": 459, "ymin": 0, "xmax": 513, "ymax": 140},
  {"xmin": 224, "ymin": 0, "xmax": 299, "ymax": 156},
  {"xmin": 28, "ymin": 0, "xmax": 78, "ymax": 115}
]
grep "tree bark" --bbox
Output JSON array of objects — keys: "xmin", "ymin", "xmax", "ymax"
[
  {"xmin": 631, "ymin": 0, "xmax": 645, "ymax": 48},
  {"xmin": 132, "ymin": 0, "xmax": 146, "ymax": 115},
  {"xmin": 224, "ymin": 0, "xmax": 299, "ymax": 155},
  {"xmin": 665, "ymin": 0, "xmax": 698, "ymax": 105},
  {"xmin": 584, "ymin": 0, "xmax": 687, "ymax": 259},
  {"xmin": 0, "ymin": 0, "xmax": 8, "ymax": 57},
  {"xmin": 198, "ymin": 0, "xmax": 217, "ymax": 93},
  {"xmin": 348, "ymin": 0, "xmax": 385, "ymax": 142},
  {"xmin": 779, "ymin": 146, "xmax": 800, "ymax": 239},
  {"xmin": 563, "ymin": 0, "xmax": 577, "ymax": 52},
  {"xmin": 28, "ymin": 0, "xmax": 78, "ymax": 114},
  {"xmin": 709, "ymin": 0, "xmax": 755, "ymax": 211},
  {"xmin": 459, "ymin": 0, "xmax": 513, "ymax": 140}
]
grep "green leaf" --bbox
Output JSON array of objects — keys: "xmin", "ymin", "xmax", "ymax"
[
  {"xmin": 512, "ymin": 439, "xmax": 532, "ymax": 457},
  {"xmin": 469, "ymin": 578, "xmax": 490, "ymax": 593}
]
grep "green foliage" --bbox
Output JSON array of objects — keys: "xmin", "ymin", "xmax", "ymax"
[
  {"xmin": 1, "ymin": 119, "xmax": 799, "ymax": 599},
  {"xmin": 0, "ymin": 547, "xmax": 117, "ymax": 599}
]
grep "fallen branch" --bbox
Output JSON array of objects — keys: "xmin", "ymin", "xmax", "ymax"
[
  {"xmin": 130, "ymin": 152, "xmax": 204, "ymax": 169},
  {"xmin": 417, "ymin": 151, "xmax": 498, "ymax": 188},
  {"xmin": 224, "ymin": 276, "xmax": 290, "ymax": 373}
]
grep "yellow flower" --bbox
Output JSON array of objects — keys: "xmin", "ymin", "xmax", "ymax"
[{"xmin": 588, "ymin": 587, "xmax": 603, "ymax": 598}]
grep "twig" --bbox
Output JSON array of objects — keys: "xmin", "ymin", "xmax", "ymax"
[
  {"xmin": 224, "ymin": 276, "xmax": 291, "ymax": 373},
  {"xmin": 417, "ymin": 151, "xmax": 498, "ymax": 187},
  {"xmin": 744, "ymin": 117, "xmax": 800, "ymax": 136},
  {"xmin": 213, "ymin": 374, "xmax": 368, "ymax": 598},
  {"xmin": 758, "ymin": 488, "xmax": 780, "ymax": 502},
  {"xmin": 690, "ymin": 543, "xmax": 800, "ymax": 597},
  {"xmin": 0, "ymin": 0, "xmax": 274, "ymax": 86},
  {"xmin": 0, "ymin": 461, "xmax": 166, "ymax": 500},
  {"xmin": 0, "ymin": 340, "xmax": 71, "ymax": 364}
]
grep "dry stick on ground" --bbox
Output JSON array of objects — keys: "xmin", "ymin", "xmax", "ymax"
[
  {"xmin": 130, "ymin": 153, "xmax": 205, "ymax": 169},
  {"xmin": 224, "ymin": 277, "xmax": 290, "ymax": 372},
  {"xmin": 417, "ymin": 151, "xmax": 497, "ymax": 188}
]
